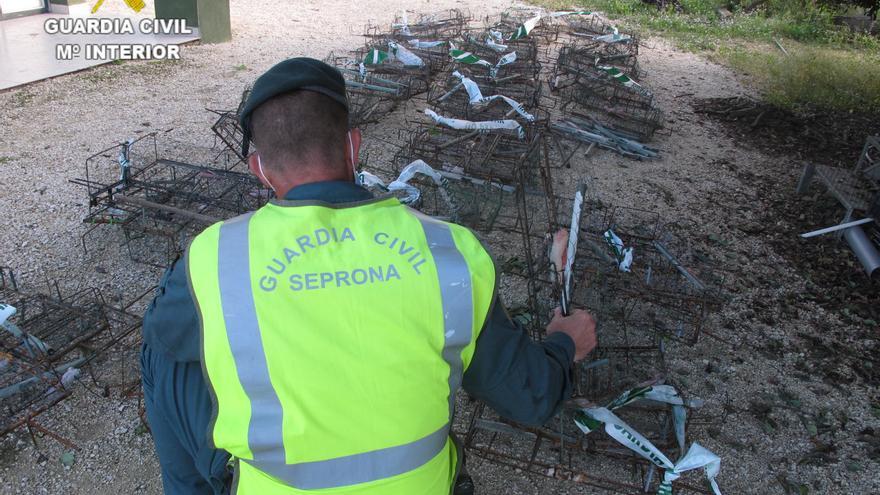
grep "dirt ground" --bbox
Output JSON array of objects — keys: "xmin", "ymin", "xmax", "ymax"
[{"xmin": 1, "ymin": 1, "xmax": 878, "ymax": 494}]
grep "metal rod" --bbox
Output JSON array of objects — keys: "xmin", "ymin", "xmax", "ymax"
[
  {"xmin": 800, "ymin": 217, "xmax": 875, "ymax": 238},
  {"xmin": 346, "ymin": 80, "xmax": 403, "ymax": 95},
  {"xmin": 652, "ymin": 241, "xmax": 706, "ymax": 291},
  {"xmin": 114, "ymin": 195, "xmax": 220, "ymax": 225}
]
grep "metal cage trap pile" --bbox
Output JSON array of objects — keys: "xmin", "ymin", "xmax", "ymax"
[
  {"xmin": 348, "ymin": 11, "xmax": 725, "ymax": 490},
  {"xmin": 0, "ymin": 267, "xmax": 150, "ymax": 447},
  {"xmin": 59, "ymin": 7, "xmax": 730, "ymax": 493},
  {"xmin": 550, "ymin": 23, "xmax": 662, "ymax": 146}
]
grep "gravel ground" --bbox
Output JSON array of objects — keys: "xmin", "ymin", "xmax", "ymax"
[{"xmin": 1, "ymin": 1, "xmax": 879, "ymax": 494}]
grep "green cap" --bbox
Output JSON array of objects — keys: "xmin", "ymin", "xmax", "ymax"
[{"xmin": 239, "ymin": 57, "xmax": 349, "ymax": 156}]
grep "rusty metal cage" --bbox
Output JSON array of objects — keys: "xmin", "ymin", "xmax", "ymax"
[
  {"xmin": 73, "ymin": 133, "xmax": 270, "ymax": 267},
  {"xmin": 208, "ymin": 88, "xmax": 251, "ymax": 162}
]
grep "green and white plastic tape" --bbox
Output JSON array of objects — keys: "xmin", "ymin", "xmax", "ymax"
[
  {"xmin": 549, "ymin": 10, "xmax": 594, "ymax": 17},
  {"xmin": 597, "ymin": 65, "xmax": 649, "ymax": 96},
  {"xmin": 424, "ymin": 108, "xmax": 525, "ymax": 139},
  {"xmin": 603, "ymin": 229, "xmax": 633, "ymax": 272},
  {"xmin": 363, "ymin": 42, "xmax": 425, "ymax": 67},
  {"xmin": 507, "ymin": 13, "xmax": 543, "ymax": 41},
  {"xmin": 450, "ymin": 71, "xmax": 535, "ymax": 122},
  {"xmin": 362, "ymin": 49, "xmax": 389, "ymax": 65},
  {"xmin": 448, "ymin": 49, "xmax": 517, "ymax": 80},
  {"xmin": 505, "ymin": 10, "xmax": 594, "ymax": 41},
  {"xmin": 449, "ymin": 49, "xmax": 493, "ymax": 67},
  {"xmin": 573, "ymin": 385, "xmax": 721, "ymax": 495}
]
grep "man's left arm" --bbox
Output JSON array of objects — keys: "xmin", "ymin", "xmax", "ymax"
[
  {"xmin": 142, "ymin": 254, "xmax": 202, "ymax": 363},
  {"xmin": 461, "ymin": 297, "xmax": 575, "ymax": 427}
]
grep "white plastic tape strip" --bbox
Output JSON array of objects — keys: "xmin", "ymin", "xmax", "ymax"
[
  {"xmin": 450, "ymin": 71, "xmax": 535, "ymax": 122},
  {"xmin": 388, "ymin": 41, "xmax": 425, "ymax": 67},
  {"xmin": 575, "ymin": 405, "xmax": 722, "ymax": 495},
  {"xmin": 564, "ymin": 187, "xmax": 584, "ymax": 307},
  {"xmin": 595, "ymin": 27, "xmax": 632, "ymax": 43},
  {"xmin": 359, "ymin": 161, "xmax": 461, "ymax": 214},
  {"xmin": 424, "ymin": 109, "xmax": 525, "ymax": 139},
  {"xmin": 486, "ymin": 37, "xmax": 509, "ymax": 52},
  {"xmin": 392, "ymin": 11, "xmax": 411, "ymax": 36},
  {"xmin": 408, "ymin": 39, "xmax": 446, "ymax": 49}
]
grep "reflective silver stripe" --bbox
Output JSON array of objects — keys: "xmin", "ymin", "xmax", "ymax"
[
  {"xmin": 217, "ymin": 213, "xmax": 286, "ymax": 465},
  {"xmin": 244, "ymin": 424, "xmax": 450, "ymax": 490},
  {"xmin": 415, "ymin": 214, "xmax": 475, "ymax": 419},
  {"xmin": 213, "ymin": 210, "xmax": 475, "ymax": 490}
]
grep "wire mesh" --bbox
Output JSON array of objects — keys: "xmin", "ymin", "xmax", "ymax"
[
  {"xmin": 208, "ymin": 88, "xmax": 251, "ymax": 162},
  {"xmin": 72, "ymin": 133, "xmax": 270, "ymax": 267}
]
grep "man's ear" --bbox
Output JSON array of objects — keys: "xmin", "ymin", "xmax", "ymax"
[{"xmin": 345, "ymin": 128, "xmax": 363, "ymax": 170}]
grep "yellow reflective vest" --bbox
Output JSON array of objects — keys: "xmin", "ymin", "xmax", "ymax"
[{"xmin": 187, "ymin": 196, "xmax": 496, "ymax": 494}]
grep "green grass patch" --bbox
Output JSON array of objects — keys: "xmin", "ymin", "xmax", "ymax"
[
  {"xmin": 540, "ymin": 0, "xmax": 879, "ymax": 50},
  {"xmin": 536, "ymin": 0, "xmax": 880, "ymax": 112},
  {"xmin": 721, "ymin": 44, "xmax": 880, "ymax": 112}
]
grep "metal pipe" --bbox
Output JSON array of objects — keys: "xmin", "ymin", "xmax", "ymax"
[{"xmin": 843, "ymin": 226, "xmax": 880, "ymax": 277}]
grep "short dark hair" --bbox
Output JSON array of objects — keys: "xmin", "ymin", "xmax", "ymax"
[{"xmin": 250, "ymin": 90, "xmax": 348, "ymax": 170}]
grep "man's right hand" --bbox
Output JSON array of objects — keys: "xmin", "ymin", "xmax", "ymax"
[{"xmin": 546, "ymin": 307, "xmax": 597, "ymax": 362}]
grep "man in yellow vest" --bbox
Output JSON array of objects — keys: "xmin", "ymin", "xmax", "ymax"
[{"xmin": 141, "ymin": 58, "xmax": 596, "ymax": 494}]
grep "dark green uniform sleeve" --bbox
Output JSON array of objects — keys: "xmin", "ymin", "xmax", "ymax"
[
  {"xmin": 461, "ymin": 298, "xmax": 575, "ymax": 426},
  {"xmin": 142, "ymin": 254, "xmax": 202, "ymax": 363}
]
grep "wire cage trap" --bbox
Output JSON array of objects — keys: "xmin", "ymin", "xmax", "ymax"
[
  {"xmin": 328, "ymin": 54, "xmax": 422, "ymax": 128},
  {"xmin": 0, "ymin": 278, "xmax": 106, "ymax": 440},
  {"xmin": 457, "ymin": 393, "xmax": 712, "ymax": 495},
  {"xmin": 390, "ymin": 120, "xmax": 549, "ymax": 190},
  {"xmin": 555, "ymin": 37, "xmax": 642, "ymax": 80},
  {"xmin": 208, "ymin": 87, "xmax": 251, "ymax": 162},
  {"xmin": 426, "ymin": 66, "xmax": 545, "ymax": 122},
  {"xmin": 73, "ymin": 133, "xmax": 269, "ymax": 267},
  {"xmin": 371, "ymin": 9, "xmax": 471, "ymax": 41}
]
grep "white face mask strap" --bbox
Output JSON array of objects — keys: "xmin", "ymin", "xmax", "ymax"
[
  {"xmin": 257, "ymin": 154, "xmax": 276, "ymax": 193},
  {"xmin": 348, "ymin": 131, "xmax": 358, "ymax": 176}
]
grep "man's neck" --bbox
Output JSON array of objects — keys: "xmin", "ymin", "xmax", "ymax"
[{"xmin": 274, "ymin": 173, "xmax": 354, "ymax": 199}]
